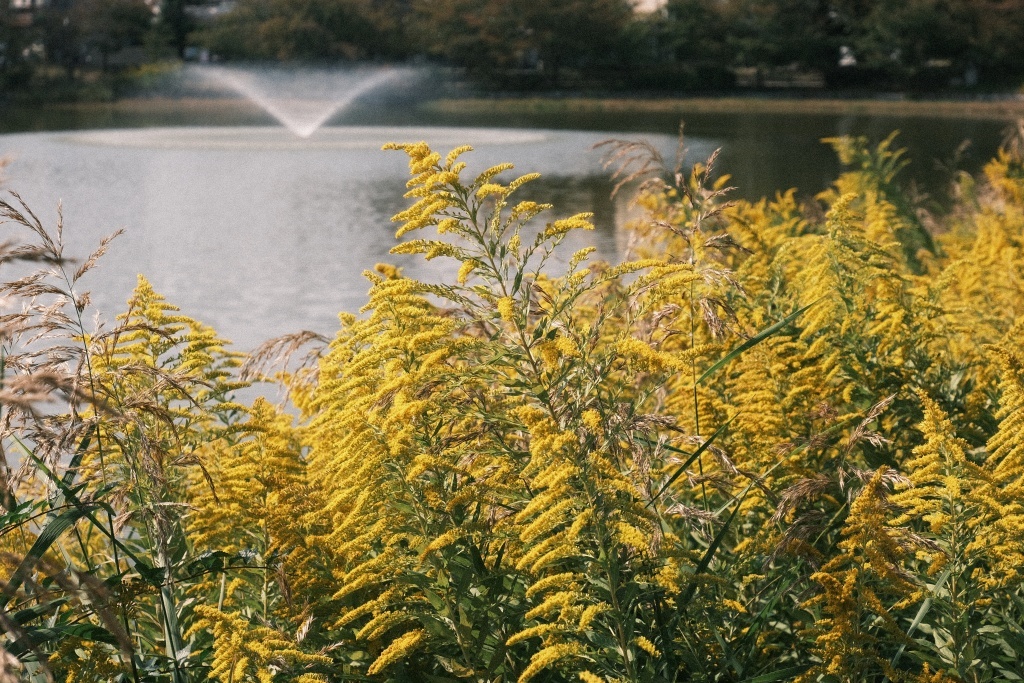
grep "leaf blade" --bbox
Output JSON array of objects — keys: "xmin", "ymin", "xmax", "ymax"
[{"xmin": 697, "ymin": 301, "xmax": 817, "ymax": 385}]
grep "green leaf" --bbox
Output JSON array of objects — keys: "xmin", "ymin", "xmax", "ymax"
[
  {"xmin": 737, "ymin": 665, "xmax": 811, "ymax": 683},
  {"xmin": 2, "ymin": 505, "xmax": 98, "ymax": 598},
  {"xmin": 7, "ymin": 623, "xmax": 121, "ymax": 657},
  {"xmin": 12, "ymin": 599, "xmax": 69, "ymax": 626},
  {"xmin": 17, "ymin": 438, "xmax": 160, "ymax": 586},
  {"xmin": 697, "ymin": 301, "xmax": 817, "ymax": 385},
  {"xmin": 735, "ymin": 577, "xmax": 797, "ymax": 663},
  {"xmin": 679, "ymin": 489, "xmax": 749, "ymax": 607},
  {"xmin": 643, "ymin": 420, "xmax": 732, "ymax": 508},
  {"xmin": 60, "ymin": 425, "xmax": 96, "ymax": 491},
  {"xmin": 0, "ymin": 500, "xmax": 41, "ymax": 529},
  {"xmin": 888, "ymin": 567, "xmax": 952, "ymax": 674}
]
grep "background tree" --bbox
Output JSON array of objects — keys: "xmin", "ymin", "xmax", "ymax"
[
  {"xmin": 5, "ymin": 0, "xmax": 1024, "ymax": 95},
  {"xmin": 411, "ymin": 0, "xmax": 521, "ymax": 75},
  {"xmin": 413, "ymin": 0, "xmax": 632, "ymax": 84},
  {"xmin": 973, "ymin": 0, "xmax": 1024, "ymax": 80},
  {"xmin": 839, "ymin": 0, "xmax": 971, "ymax": 79},
  {"xmin": 650, "ymin": 0, "xmax": 1024, "ymax": 88},
  {"xmin": 718, "ymin": 0, "xmax": 838, "ymax": 69},
  {"xmin": 0, "ymin": 1, "xmax": 36, "ymax": 87},
  {"xmin": 516, "ymin": 0, "xmax": 634, "ymax": 81},
  {"xmin": 161, "ymin": 0, "xmax": 192, "ymax": 58},
  {"xmin": 35, "ymin": 0, "xmax": 83, "ymax": 78},
  {"xmin": 200, "ymin": 0, "xmax": 412, "ymax": 60},
  {"xmin": 74, "ymin": 0, "xmax": 153, "ymax": 71},
  {"xmin": 658, "ymin": 0, "xmax": 728, "ymax": 63}
]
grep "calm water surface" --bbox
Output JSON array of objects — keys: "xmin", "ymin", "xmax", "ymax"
[
  {"xmin": 0, "ymin": 125, "xmax": 692, "ymax": 349},
  {"xmin": 0, "ymin": 100, "xmax": 1008, "ymax": 350},
  {"xmin": 404, "ymin": 106, "xmax": 1008, "ymax": 202}
]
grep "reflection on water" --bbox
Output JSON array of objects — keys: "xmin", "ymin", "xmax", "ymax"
[
  {"xmin": 0, "ymin": 126, "xmax": 695, "ymax": 350},
  {"xmin": 384, "ymin": 106, "xmax": 1007, "ymax": 203},
  {"xmin": 0, "ymin": 106, "xmax": 1007, "ymax": 352}
]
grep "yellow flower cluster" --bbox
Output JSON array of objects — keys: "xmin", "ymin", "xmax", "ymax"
[
  {"xmin": 498, "ymin": 296, "xmax": 517, "ymax": 322},
  {"xmin": 519, "ymin": 643, "xmax": 582, "ymax": 682},
  {"xmin": 366, "ymin": 629, "xmax": 426, "ymax": 675},
  {"xmin": 616, "ymin": 337, "xmax": 684, "ymax": 373},
  {"xmin": 543, "ymin": 213, "xmax": 595, "ymax": 239},
  {"xmin": 40, "ymin": 136, "xmax": 1021, "ymax": 683},
  {"xmin": 191, "ymin": 605, "xmax": 330, "ymax": 683}
]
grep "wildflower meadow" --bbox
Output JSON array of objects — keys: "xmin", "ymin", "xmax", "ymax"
[{"xmin": 1, "ymin": 125, "xmax": 1024, "ymax": 683}]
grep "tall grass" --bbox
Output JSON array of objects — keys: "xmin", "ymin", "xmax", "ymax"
[{"xmin": 1, "ymin": 125, "xmax": 1024, "ymax": 682}]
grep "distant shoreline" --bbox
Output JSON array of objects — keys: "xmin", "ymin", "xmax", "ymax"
[
  {"xmin": 20, "ymin": 94, "xmax": 1024, "ymax": 121},
  {"xmin": 0, "ymin": 97, "xmax": 272, "ymax": 134},
  {"xmin": 45, "ymin": 97, "xmax": 264, "ymax": 116},
  {"xmin": 423, "ymin": 96, "xmax": 1024, "ymax": 121},
  {"xmin": 3, "ymin": 94, "xmax": 1022, "ymax": 137}
]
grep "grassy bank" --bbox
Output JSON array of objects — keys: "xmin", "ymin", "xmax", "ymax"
[
  {"xmin": 12, "ymin": 92, "xmax": 1024, "ymax": 128},
  {"xmin": 45, "ymin": 96, "xmax": 259, "ymax": 116},
  {"xmin": 3, "ymin": 93, "xmax": 1022, "ymax": 137},
  {"xmin": 425, "ymin": 95, "xmax": 1024, "ymax": 121},
  {"xmin": 0, "ymin": 97, "xmax": 274, "ymax": 133}
]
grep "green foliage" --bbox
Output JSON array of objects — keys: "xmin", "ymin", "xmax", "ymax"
[
  {"xmin": 412, "ymin": 0, "xmax": 634, "ymax": 82},
  {"xmin": 197, "ymin": 0, "xmax": 410, "ymax": 61},
  {"xmin": 643, "ymin": 0, "xmax": 1024, "ymax": 90},
  {"xmin": 6, "ymin": 0, "xmax": 1024, "ymax": 94}
]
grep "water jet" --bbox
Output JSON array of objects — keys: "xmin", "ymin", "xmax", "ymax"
[{"xmin": 194, "ymin": 64, "xmax": 408, "ymax": 138}]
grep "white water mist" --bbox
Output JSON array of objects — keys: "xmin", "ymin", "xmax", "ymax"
[{"xmin": 194, "ymin": 64, "xmax": 408, "ymax": 138}]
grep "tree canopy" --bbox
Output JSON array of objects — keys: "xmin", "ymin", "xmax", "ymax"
[
  {"xmin": 3, "ymin": 0, "xmax": 1024, "ymax": 91},
  {"xmin": 194, "ymin": 0, "xmax": 1024, "ymax": 88}
]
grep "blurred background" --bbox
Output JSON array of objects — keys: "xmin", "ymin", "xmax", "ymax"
[{"xmin": 3, "ymin": 0, "xmax": 1024, "ymax": 95}]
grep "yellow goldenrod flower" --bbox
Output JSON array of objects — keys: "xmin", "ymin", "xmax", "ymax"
[
  {"xmin": 581, "ymin": 409, "xmax": 602, "ymax": 432},
  {"xmin": 615, "ymin": 522, "xmax": 650, "ymax": 554},
  {"xmin": 578, "ymin": 603, "xmax": 608, "ymax": 631},
  {"xmin": 721, "ymin": 599, "xmax": 747, "ymax": 614},
  {"xmin": 636, "ymin": 636, "xmax": 661, "ymax": 657},
  {"xmin": 367, "ymin": 629, "xmax": 426, "ymax": 675},
  {"xmin": 519, "ymin": 643, "xmax": 581, "ymax": 683},
  {"xmin": 616, "ymin": 338, "xmax": 682, "ymax": 374},
  {"xmin": 477, "ymin": 182, "xmax": 506, "ymax": 199},
  {"xmin": 506, "ymin": 623, "xmax": 561, "ymax": 646},
  {"xmin": 497, "ymin": 296, "xmax": 516, "ymax": 322},
  {"xmin": 475, "ymin": 162, "xmax": 514, "ymax": 185},
  {"xmin": 543, "ymin": 213, "xmax": 594, "ymax": 239},
  {"xmin": 457, "ymin": 259, "xmax": 475, "ymax": 284},
  {"xmin": 445, "ymin": 144, "xmax": 473, "ymax": 166}
]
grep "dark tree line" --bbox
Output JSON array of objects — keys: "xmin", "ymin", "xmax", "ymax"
[
  {"xmin": 3, "ymin": 0, "xmax": 1024, "ymax": 92},
  {"xmin": 1, "ymin": 0, "xmax": 191, "ymax": 88},
  {"xmin": 194, "ymin": 0, "xmax": 1024, "ymax": 88},
  {"xmin": 663, "ymin": 0, "xmax": 1024, "ymax": 86},
  {"xmin": 649, "ymin": 0, "xmax": 1024, "ymax": 88},
  {"xmin": 197, "ymin": 0, "xmax": 634, "ymax": 79}
]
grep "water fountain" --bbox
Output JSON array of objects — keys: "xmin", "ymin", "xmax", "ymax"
[{"xmin": 193, "ymin": 64, "xmax": 408, "ymax": 138}]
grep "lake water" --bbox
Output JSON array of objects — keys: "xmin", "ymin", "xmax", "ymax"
[
  {"xmin": 0, "ymin": 125, "xmax": 695, "ymax": 349},
  {"xmin": 0, "ymin": 100, "xmax": 1010, "ymax": 350},
  {"xmin": 409, "ymin": 105, "xmax": 1009, "ymax": 203}
]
